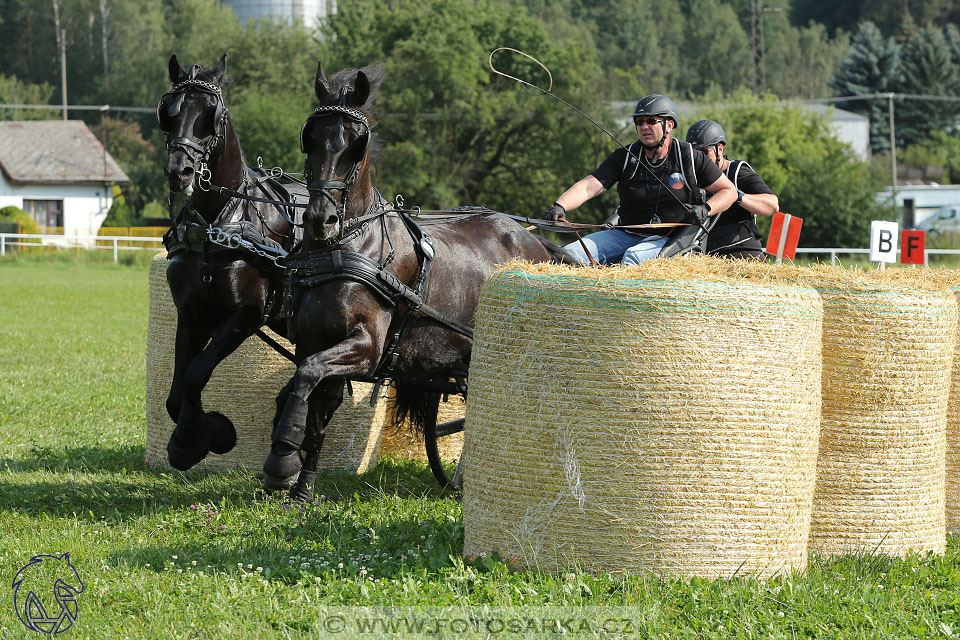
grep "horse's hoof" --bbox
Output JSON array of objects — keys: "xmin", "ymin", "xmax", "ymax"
[
  {"xmin": 166, "ymin": 430, "xmax": 210, "ymax": 471},
  {"xmin": 289, "ymin": 470, "xmax": 317, "ymax": 503},
  {"xmin": 263, "ymin": 470, "xmax": 300, "ymax": 492},
  {"xmin": 165, "ymin": 397, "xmax": 181, "ymax": 423},
  {"xmin": 263, "ymin": 446, "xmax": 303, "ymax": 479},
  {"xmin": 205, "ymin": 412, "xmax": 237, "ymax": 455}
]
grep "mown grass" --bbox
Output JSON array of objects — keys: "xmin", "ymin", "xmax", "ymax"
[{"xmin": 1, "ymin": 258, "xmax": 959, "ymax": 638}]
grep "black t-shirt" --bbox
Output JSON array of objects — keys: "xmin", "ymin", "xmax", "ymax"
[
  {"xmin": 592, "ymin": 139, "xmax": 722, "ymax": 226},
  {"xmin": 706, "ymin": 160, "xmax": 775, "ymax": 255},
  {"xmin": 716, "ymin": 160, "xmax": 774, "ymax": 227}
]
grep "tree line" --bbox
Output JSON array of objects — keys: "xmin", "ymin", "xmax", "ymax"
[{"xmin": 0, "ymin": 0, "xmax": 957, "ymax": 247}]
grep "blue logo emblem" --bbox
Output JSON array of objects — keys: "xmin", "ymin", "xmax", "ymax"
[
  {"xmin": 668, "ymin": 172, "xmax": 686, "ymax": 190},
  {"xmin": 12, "ymin": 553, "xmax": 85, "ymax": 634}
]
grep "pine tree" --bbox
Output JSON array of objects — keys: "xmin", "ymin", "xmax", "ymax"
[
  {"xmin": 896, "ymin": 25, "xmax": 960, "ymax": 146},
  {"xmin": 830, "ymin": 21, "xmax": 901, "ymax": 155}
]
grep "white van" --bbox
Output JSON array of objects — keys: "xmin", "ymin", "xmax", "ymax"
[{"xmin": 919, "ymin": 205, "xmax": 960, "ymax": 234}]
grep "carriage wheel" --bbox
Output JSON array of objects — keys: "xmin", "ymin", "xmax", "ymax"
[{"xmin": 424, "ymin": 415, "xmax": 465, "ymax": 491}]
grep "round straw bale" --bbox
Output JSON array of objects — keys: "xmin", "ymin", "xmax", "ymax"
[
  {"xmin": 462, "ymin": 257, "xmax": 823, "ymax": 579},
  {"xmin": 782, "ymin": 265, "xmax": 955, "ymax": 556},
  {"xmin": 378, "ymin": 390, "xmax": 465, "ymax": 462},
  {"xmin": 922, "ymin": 269, "xmax": 960, "ymax": 536},
  {"xmin": 145, "ymin": 252, "xmax": 386, "ymax": 473}
]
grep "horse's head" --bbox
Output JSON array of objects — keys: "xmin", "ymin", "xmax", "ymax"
[
  {"xmin": 159, "ymin": 54, "xmax": 230, "ymax": 193},
  {"xmin": 300, "ymin": 61, "xmax": 384, "ymax": 244}
]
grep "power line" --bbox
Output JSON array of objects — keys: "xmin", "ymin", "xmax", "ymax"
[{"xmin": 0, "ymin": 103, "xmax": 154, "ymax": 113}]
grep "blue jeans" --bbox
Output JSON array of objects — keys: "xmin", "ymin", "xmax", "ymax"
[{"xmin": 563, "ymin": 229, "xmax": 669, "ymax": 266}]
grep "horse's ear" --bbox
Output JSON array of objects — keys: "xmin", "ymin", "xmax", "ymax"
[
  {"xmin": 210, "ymin": 53, "xmax": 228, "ymax": 84},
  {"xmin": 315, "ymin": 60, "xmax": 331, "ymax": 102},
  {"xmin": 351, "ymin": 71, "xmax": 371, "ymax": 108},
  {"xmin": 168, "ymin": 55, "xmax": 187, "ymax": 84}
]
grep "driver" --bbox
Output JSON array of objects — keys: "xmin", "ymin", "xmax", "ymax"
[{"xmin": 542, "ymin": 94, "xmax": 737, "ymax": 265}]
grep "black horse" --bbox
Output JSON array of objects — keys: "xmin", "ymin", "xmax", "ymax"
[
  {"xmin": 262, "ymin": 61, "xmax": 570, "ymax": 499},
  {"xmin": 158, "ymin": 54, "xmax": 306, "ymax": 471}
]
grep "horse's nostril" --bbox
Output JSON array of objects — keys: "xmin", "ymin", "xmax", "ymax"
[
  {"xmin": 324, "ymin": 214, "xmax": 339, "ymax": 227},
  {"xmin": 179, "ymin": 166, "xmax": 194, "ymax": 179}
]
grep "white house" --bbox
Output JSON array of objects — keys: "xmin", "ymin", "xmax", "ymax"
[{"xmin": 0, "ymin": 120, "xmax": 129, "ymax": 236}]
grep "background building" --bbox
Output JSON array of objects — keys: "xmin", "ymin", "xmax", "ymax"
[
  {"xmin": 0, "ymin": 121, "xmax": 129, "ymax": 235},
  {"xmin": 219, "ymin": 0, "xmax": 336, "ymax": 27}
]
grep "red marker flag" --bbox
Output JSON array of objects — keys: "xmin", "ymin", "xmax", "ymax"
[
  {"xmin": 901, "ymin": 229, "xmax": 925, "ymax": 265},
  {"xmin": 765, "ymin": 212, "xmax": 803, "ymax": 261}
]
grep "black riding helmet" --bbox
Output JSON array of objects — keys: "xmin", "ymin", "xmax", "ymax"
[
  {"xmin": 631, "ymin": 94, "xmax": 679, "ymax": 126},
  {"xmin": 685, "ymin": 119, "xmax": 726, "ymax": 148},
  {"xmin": 632, "ymin": 94, "xmax": 678, "ymax": 151}
]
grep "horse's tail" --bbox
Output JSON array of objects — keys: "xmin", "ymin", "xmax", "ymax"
[
  {"xmin": 388, "ymin": 381, "xmax": 440, "ymax": 436},
  {"xmin": 536, "ymin": 236, "xmax": 579, "ymax": 264}
]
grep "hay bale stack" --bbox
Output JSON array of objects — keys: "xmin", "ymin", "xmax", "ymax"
[
  {"xmin": 792, "ymin": 265, "xmax": 955, "ymax": 556},
  {"xmin": 378, "ymin": 392, "xmax": 465, "ymax": 462},
  {"xmin": 916, "ymin": 268, "xmax": 960, "ymax": 536},
  {"xmin": 463, "ymin": 257, "xmax": 823, "ymax": 578},
  {"xmin": 145, "ymin": 252, "xmax": 385, "ymax": 473}
]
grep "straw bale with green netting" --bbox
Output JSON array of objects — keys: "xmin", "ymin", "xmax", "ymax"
[
  {"xmin": 463, "ymin": 256, "xmax": 823, "ymax": 579},
  {"xmin": 768, "ymin": 264, "xmax": 955, "ymax": 556}
]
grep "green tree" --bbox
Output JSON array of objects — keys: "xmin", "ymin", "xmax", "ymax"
[
  {"xmin": 766, "ymin": 22, "xmax": 850, "ymax": 99},
  {"xmin": 94, "ymin": 117, "xmax": 166, "ymax": 219},
  {"xmin": 830, "ymin": 21, "xmax": 901, "ymax": 154},
  {"xmin": 675, "ymin": 0, "xmax": 750, "ymax": 98},
  {"xmin": 323, "ymin": 0, "xmax": 610, "ymax": 219},
  {"xmin": 896, "ymin": 25, "xmax": 960, "ymax": 146},
  {"xmin": 683, "ymin": 92, "xmax": 895, "ymax": 247},
  {"xmin": 0, "ymin": 75, "xmax": 56, "ymax": 120}
]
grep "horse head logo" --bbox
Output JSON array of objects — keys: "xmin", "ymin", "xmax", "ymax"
[{"xmin": 12, "ymin": 553, "xmax": 85, "ymax": 634}]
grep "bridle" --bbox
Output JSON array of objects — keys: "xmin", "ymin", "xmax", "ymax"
[
  {"xmin": 157, "ymin": 68, "xmax": 228, "ymax": 186},
  {"xmin": 299, "ymin": 88, "xmax": 372, "ymax": 244}
]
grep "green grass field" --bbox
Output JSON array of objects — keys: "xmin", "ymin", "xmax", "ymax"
[{"xmin": 2, "ymin": 256, "xmax": 960, "ymax": 638}]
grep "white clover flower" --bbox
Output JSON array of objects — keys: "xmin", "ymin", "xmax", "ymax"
[{"xmin": 172, "ymin": 555, "xmax": 178, "ymax": 560}]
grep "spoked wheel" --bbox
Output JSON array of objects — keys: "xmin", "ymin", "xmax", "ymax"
[{"xmin": 424, "ymin": 415, "xmax": 465, "ymax": 492}]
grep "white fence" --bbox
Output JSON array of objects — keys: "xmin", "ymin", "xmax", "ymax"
[
  {"xmin": 3, "ymin": 233, "xmax": 960, "ymax": 266},
  {"xmin": 797, "ymin": 247, "xmax": 960, "ymax": 266},
  {"xmin": 0, "ymin": 233, "xmax": 164, "ymax": 262}
]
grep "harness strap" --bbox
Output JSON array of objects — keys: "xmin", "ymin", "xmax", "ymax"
[{"xmin": 285, "ymin": 248, "xmax": 472, "ymax": 337}]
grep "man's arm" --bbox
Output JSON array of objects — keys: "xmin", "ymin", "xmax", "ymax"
[
  {"xmin": 556, "ymin": 175, "xmax": 607, "ymax": 213},
  {"xmin": 703, "ymin": 174, "xmax": 737, "ymax": 215}
]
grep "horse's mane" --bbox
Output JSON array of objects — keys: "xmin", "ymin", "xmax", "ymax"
[{"xmin": 326, "ymin": 62, "xmax": 385, "ymax": 110}]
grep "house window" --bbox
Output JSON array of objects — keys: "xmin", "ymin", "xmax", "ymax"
[{"xmin": 23, "ymin": 199, "xmax": 63, "ymax": 230}]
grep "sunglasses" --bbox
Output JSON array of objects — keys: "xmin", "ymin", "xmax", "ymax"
[{"xmin": 633, "ymin": 117, "xmax": 661, "ymax": 126}]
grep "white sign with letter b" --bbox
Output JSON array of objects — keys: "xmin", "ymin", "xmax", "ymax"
[{"xmin": 870, "ymin": 220, "xmax": 899, "ymax": 264}]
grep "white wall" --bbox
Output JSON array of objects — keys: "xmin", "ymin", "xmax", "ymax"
[{"xmin": 0, "ymin": 180, "xmax": 113, "ymax": 235}]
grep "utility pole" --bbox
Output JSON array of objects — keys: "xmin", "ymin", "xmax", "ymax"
[
  {"xmin": 888, "ymin": 92, "xmax": 898, "ymax": 204},
  {"xmin": 53, "ymin": 0, "xmax": 67, "ymax": 120},
  {"xmin": 749, "ymin": 0, "xmax": 781, "ymax": 94}
]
